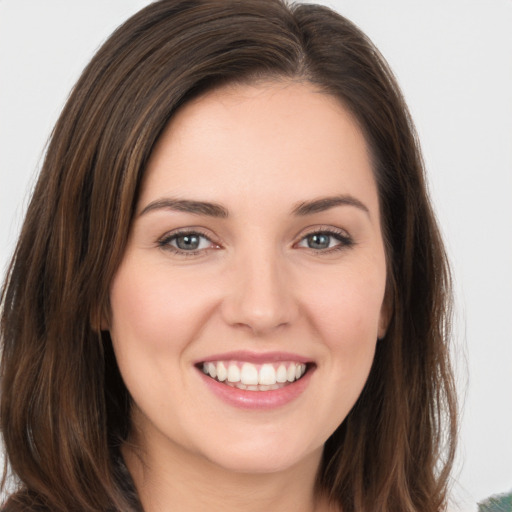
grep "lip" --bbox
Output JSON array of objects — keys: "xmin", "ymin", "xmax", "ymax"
[
  {"xmin": 196, "ymin": 350, "xmax": 312, "ymax": 365},
  {"xmin": 195, "ymin": 351, "xmax": 316, "ymax": 410}
]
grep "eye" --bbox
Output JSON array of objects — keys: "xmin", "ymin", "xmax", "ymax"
[
  {"xmin": 296, "ymin": 229, "xmax": 353, "ymax": 252},
  {"xmin": 158, "ymin": 230, "xmax": 218, "ymax": 255}
]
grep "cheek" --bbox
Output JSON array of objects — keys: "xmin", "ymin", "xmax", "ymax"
[
  {"xmin": 109, "ymin": 261, "xmax": 216, "ymax": 353},
  {"xmin": 283, "ymin": 261, "xmax": 385, "ymax": 442},
  {"xmin": 308, "ymin": 265, "xmax": 385, "ymax": 339},
  {"xmin": 300, "ymin": 259, "xmax": 385, "ymax": 378},
  {"xmin": 107, "ymin": 261, "xmax": 221, "ymax": 418}
]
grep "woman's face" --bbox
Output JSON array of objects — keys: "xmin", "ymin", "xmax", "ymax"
[{"xmin": 109, "ymin": 82, "xmax": 388, "ymax": 474}]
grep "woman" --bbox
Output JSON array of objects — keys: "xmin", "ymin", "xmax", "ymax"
[{"xmin": 0, "ymin": 0, "xmax": 457, "ymax": 511}]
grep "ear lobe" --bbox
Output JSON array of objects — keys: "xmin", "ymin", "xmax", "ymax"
[
  {"xmin": 100, "ymin": 303, "xmax": 111, "ymax": 332},
  {"xmin": 100, "ymin": 315, "xmax": 109, "ymax": 332},
  {"xmin": 377, "ymin": 316, "xmax": 388, "ymax": 340},
  {"xmin": 90, "ymin": 303, "xmax": 111, "ymax": 332},
  {"xmin": 377, "ymin": 283, "xmax": 394, "ymax": 340}
]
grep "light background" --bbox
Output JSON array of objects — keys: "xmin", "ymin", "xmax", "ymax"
[{"xmin": 1, "ymin": 1, "xmax": 511, "ymax": 510}]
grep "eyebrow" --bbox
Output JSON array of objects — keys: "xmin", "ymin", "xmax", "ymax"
[
  {"xmin": 291, "ymin": 195, "xmax": 370, "ymax": 216},
  {"xmin": 139, "ymin": 194, "xmax": 369, "ymax": 218},
  {"xmin": 139, "ymin": 198, "xmax": 229, "ymax": 218}
]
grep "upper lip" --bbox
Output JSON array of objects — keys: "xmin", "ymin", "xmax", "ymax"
[{"xmin": 195, "ymin": 351, "xmax": 313, "ymax": 365}]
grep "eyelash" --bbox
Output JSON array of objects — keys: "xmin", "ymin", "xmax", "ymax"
[
  {"xmin": 295, "ymin": 228, "xmax": 354, "ymax": 254},
  {"xmin": 157, "ymin": 229, "xmax": 217, "ymax": 257},
  {"xmin": 157, "ymin": 227, "xmax": 354, "ymax": 257}
]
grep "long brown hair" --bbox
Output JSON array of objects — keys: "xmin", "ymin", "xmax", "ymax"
[{"xmin": 1, "ymin": 1, "xmax": 457, "ymax": 510}]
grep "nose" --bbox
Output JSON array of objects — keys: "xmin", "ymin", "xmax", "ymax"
[{"xmin": 221, "ymin": 247, "xmax": 298, "ymax": 335}]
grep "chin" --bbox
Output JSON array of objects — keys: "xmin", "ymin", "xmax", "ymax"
[{"xmin": 195, "ymin": 431, "xmax": 323, "ymax": 475}]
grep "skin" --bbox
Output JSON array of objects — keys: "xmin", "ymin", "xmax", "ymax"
[{"xmin": 108, "ymin": 81, "xmax": 388, "ymax": 512}]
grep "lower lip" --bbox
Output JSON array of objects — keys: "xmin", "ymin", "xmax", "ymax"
[{"xmin": 197, "ymin": 367, "xmax": 314, "ymax": 410}]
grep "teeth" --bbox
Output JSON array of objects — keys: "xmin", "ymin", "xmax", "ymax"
[
  {"xmin": 259, "ymin": 364, "xmax": 276, "ymax": 385},
  {"xmin": 216, "ymin": 361, "xmax": 227, "ymax": 382},
  {"xmin": 276, "ymin": 364, "xmax": 288, "ymax": 383},
  {"xmin": 227, "ymin": 364, "xmax": 241, "ymax": 383},
  {"xmin": 287, "ymin": 364, "xmax": 295, "ymax": 382},
  {"xmin": 201, "ymin": 360, "xmax": 308, "ymax": 389},
  {"xmin": 207, "ymin": 362, "xmax": 217, "ymax": 379},
  {"xmin": 240, "ymin": 363, "xmax": 259, "ymax": 385}
]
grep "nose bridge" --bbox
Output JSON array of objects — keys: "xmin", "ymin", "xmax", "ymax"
[{"xmin": 223, "ymin": 240, "xmax": 296, "ymax": 334}]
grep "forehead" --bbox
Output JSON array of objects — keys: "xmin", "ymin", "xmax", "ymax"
[{"xmin": 139, "ymin": 81, "xmax": 378, "ymax": 214}]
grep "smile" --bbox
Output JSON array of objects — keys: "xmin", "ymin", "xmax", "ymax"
[{"xmin": 200, "ymin": 361, "xmax": 308, "ymax": 391}]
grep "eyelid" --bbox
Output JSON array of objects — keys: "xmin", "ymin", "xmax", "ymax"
[
  {"xmin": 293, "ymin": 225, "xmax": 354, "ymax": 252},
  {"xmin": 157, "ymin": 227, "xmax": 221, "ymax": 256},
  {"xmin": 293, "ymin": 224, "xmax": 351, "ymax": 241},
  {"xmin": 156, "ymin": 224, "xmax": 353, "ymax": 257}
]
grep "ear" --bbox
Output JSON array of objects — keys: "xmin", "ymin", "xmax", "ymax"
[
  {"xmin": 377, "ymin": 281, "xmax": 393, "ymax": 340},
  {"xmin": 90, "ymin": 302, "xmax": 111, "ymax": 332},
  {"xmin": 100, "ymin": 313, "xmax": 109, "ymax": 332}
]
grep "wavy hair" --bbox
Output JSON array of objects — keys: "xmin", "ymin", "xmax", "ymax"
[{"xmin": 1, "ymin": 1, "xmax": 456, "ymax": 510}]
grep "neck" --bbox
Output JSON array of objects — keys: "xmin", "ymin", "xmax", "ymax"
[{"xmin": 122, "ymin": 433, "xmax": 333, "ymax": 512}]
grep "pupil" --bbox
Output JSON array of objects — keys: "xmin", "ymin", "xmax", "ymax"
[
  {"xmin": 177, "ymin": 235, "xmax": 200, "ymax": 250},
  {"xmin": 308, "ymin": 234, "xmax": 330, "ymax": 249}
]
